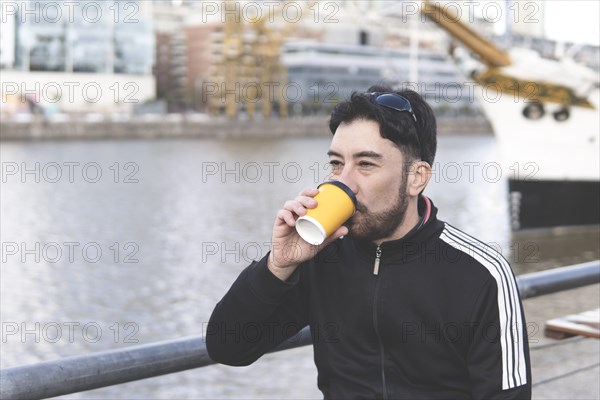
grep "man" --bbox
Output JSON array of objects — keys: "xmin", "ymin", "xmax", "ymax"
[{"xmin": 206, "ymin": 85, "xmax": 532, "ymax": 399}]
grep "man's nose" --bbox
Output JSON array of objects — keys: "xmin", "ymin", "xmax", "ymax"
[{"xmin": 336, "ymin": 168, "xmax": 358, "ymax": 195}]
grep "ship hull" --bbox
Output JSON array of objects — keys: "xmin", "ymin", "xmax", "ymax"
[
  {"xmin": 476, "ymin": 88, "xmax": 600, "ymax": 230},
  {"xmin": 508, "ymin": 179, "xmax": 600, "ymax": 230}
]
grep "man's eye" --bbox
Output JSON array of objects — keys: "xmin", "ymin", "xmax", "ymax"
[
  {"xmin": 329, "ymin": 160, "xmax": 342, "ymax": 169},
  {"xmin": 359, "ymin": 161, "xmax": 375, "ymax": 168}
]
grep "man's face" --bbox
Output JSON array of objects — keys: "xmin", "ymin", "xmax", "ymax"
[{"xmin": 328, "ymin": 119, "xmax": 411, "ymax": 243}]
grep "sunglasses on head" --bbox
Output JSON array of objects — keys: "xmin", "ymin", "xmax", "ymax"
[
  {"xmin": 370, "ymin": 92, "xmax": 422, "ymax": 159},
  {"xmin": 370, "ymin": 92, "xmax": 418, "ymax": 123}
]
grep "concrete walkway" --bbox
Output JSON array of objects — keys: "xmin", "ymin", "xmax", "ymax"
[{"xmin": 525, "ymin": 284, "xmax": 600, "ymax": 399}]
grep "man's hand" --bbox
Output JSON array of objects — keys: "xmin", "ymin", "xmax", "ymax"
[{"xmin": 268, "ymin": 187, "xmax": 348, "ymax": 281}]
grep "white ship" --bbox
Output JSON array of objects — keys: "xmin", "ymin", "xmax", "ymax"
[{"xmin": 422, "ymin": 1, "xmax": 600, "ymax": 230}]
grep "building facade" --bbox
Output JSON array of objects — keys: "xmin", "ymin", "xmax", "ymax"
[
  {"xmin": 282, "ymin": 41, "xmax": 476, "ymax": 116},
  {"xmin": 1, "ymin": 0, "xmax": 155, "ymax": 114}
]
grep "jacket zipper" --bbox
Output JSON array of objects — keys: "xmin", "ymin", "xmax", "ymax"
[
  {"xmin": 373, "ymin": 246, "xmax": 382, "ymax": 275},
  {"xmin": 372, "ymin": 245, "xmax": 388, "ymax": 399}
]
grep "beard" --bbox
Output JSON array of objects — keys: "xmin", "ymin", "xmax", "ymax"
[{"xmin": 345, "ymin": 174, "xmax": 409, "ymax": 243}]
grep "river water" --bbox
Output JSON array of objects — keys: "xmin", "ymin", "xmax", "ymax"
[{"xmin": 1, "ymin": 135, "xmax": 598, "ymax": 399}]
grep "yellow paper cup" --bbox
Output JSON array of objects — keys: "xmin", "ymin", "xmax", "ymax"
[{"xmin": 296, "ymin": 181, "xmax": 357, "ymax": 245}]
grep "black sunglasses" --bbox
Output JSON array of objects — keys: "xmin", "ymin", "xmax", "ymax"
[
  {"xmin": 370, "ymin": 92, "xmax": 418, "ymax": 123},
  {"xmin": 370, "ymin": 92, "xmax": 422, "ymax": 159}
]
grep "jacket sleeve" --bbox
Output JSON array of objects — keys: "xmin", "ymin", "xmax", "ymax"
[
  {"xmin": 467, "ymin": 276, "xmax": 532, "ymax": 400},
  {"xmin": 205, "ymin": 253, "xmax": 309, "ymax": 366}
]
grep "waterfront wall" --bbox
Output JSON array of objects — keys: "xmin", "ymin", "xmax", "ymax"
[
  {"xmin": 1, "ymin": 71, "xmax": 156, "ymax": 114},
  {"xmin": 0, "ymin": 115, "xmax": 492, "ymax": 141}
]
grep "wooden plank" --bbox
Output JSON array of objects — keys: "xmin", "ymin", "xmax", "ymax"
[{"xmin": 544, "ymin": 309, "xmax": 600, "ymax": 339}]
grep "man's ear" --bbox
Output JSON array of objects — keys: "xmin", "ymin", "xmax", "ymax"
[{"xmin": 407, "ymin": 161, "xmax": 432, "ymax": 196}]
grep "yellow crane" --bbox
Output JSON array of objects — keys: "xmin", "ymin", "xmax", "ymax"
[{"xmin": 209, "ymin": 0, "xmax": 314, "ymax": 119}]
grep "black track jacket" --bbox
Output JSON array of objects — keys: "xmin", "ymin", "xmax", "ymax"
[{"xmin": 207, "ymin": 197, "xmax": 532, "ymax": 399}]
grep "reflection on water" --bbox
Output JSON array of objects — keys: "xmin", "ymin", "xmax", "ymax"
[{"xmin": 1, "ymin": 136, "xmax": 598, "ymax": 399}]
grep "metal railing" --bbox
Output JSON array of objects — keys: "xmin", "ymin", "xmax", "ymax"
[{"xmin": 2, "ymin": 260, "xmax": 599, "ymax": 400}]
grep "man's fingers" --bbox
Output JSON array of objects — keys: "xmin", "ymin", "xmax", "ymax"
[
  {"xmin": 281, "ymin": 189, "xmax": 319, "ymax": 221},
  {"xmin": 296, "ymin": 195, "xmax": 317, "ymax": 209},
  {"xmin": 299, "ymin": 186, "xmax": 318, "ymax": 195},
  {"xmin": 283, "ymin": 200, "xmax": 302, "ymax": 214},
  {"xmin": 283, "ymin": 199, "xmax": 314, "ymax": 217},
  {"xmin": 277, "ymin": 209, "xmax": 298, "ymax": 227}
]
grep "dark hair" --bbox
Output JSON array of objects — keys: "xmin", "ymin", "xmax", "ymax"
[{"xmin": 328, "ymin": 84, "xmax": 437, "ymax": 165}]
